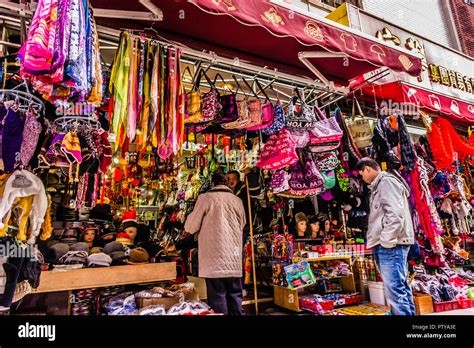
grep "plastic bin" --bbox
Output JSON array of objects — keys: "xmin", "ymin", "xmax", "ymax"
[
  {"xmin": 367, "ymin": 281, "xmax": 386, "ymax": 305},
  {"xmin": 433, "ymin": 300, "xmax": 459, "ymax": 313},
  {"xmin": 458, "ymin": 298, "xmax": 471, "ymax": 309}
]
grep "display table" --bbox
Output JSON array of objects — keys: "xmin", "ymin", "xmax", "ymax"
[
  {"xmin": 34, "ymin": 262, "xmax": 177, "ymax": 293},
  {"xmin": 274, "ymin": 255, "xmax": 356, "ymax": 312}
]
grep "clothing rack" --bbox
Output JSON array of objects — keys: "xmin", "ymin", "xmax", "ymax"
[{"xmin": 0, "ymin": 81, "xmax": 45, "ymax": 115}]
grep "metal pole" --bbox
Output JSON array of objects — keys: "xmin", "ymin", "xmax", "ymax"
[{"xmin": 245, "ymin": 176, "xmax": 259, "ymax": 315}]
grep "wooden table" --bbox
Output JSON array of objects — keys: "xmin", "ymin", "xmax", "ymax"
[{"xmin": 34, "ymin": 262, "xmax": 177, "ymax": 293}]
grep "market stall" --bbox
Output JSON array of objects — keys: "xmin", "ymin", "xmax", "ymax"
[{"xmin": 0, "ymin": 0, "xmax": 471, "ymax": 317}]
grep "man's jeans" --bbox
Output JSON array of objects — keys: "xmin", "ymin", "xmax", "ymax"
[{"xmin": 372, "ymin": 245, "xmax": 416, "ymax": 315}]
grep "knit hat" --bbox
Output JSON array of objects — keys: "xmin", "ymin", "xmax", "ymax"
[
  {"xmin": 103, "ymin": 241, "xmax": 124, "ymax": 255},
  {"xmin": 0, "ymin": 170, "xmax": 48, "ymax": 244},
  {"xmin": 109, "ymin": 251, "xmax": 126, "ymax": 263},
  {"xmin": 50, "ymin": 243, "xmax": 70, "ymax": 262},
  {"xmin": 87, "ymin": 253, "xmax": 112, "ymax": 267},
  {"xmin": 61, "ymin": 131, "xmax": 82, "ymax": 163},
  {"xmin": 126, "ymin": 247, "xmax": 149, "ymax": 265},
  {"xmin": 70, "ymin": 242, "xmax": 90, "ymax": 252},
  {"xmin": 295, "ymin": 212, "xmax": 309, "ymax": 224},
  {"xmin": 308, "ymin": 215, "xmax": 319, "ymax": 225},
  {"xmin": 90, "ymin": 247, "xmax": 104, "ymax": 254},
  {"xmin": 121, "ymin": 210, "xmax": 138, "ymax": 230},
  {"xmin": 58, "ymin": 251, "xmax": 88, "ymax": 265},
  {"xmin": 80, "ymin": 226, "xmax": 98, "ymax": 242},
  {"xmin": 61, "ymin": 228, "xmax": 80, "ymax": 244},
  {"xmin": 116, "ymin": 233, "xmax": 132, "ymax": 247}
]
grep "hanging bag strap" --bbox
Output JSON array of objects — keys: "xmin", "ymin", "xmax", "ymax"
[
  {"xmin": 212, "ymin": 73, "xmax": 226, "ymax": 89},
  {"xmin": 314, "ymin": 104, "xmax": 327, "ymax": 121},
  {"xmin": 194, "ymin": 67, "xmax": 215, "ymax": 90},
  {"xmin": 255, "ymin": 79, "xmax": 271, "ymax": 104},
  {"xmin": 242, "ymin": 77, "xmax": 260, "ymax": 100},
  {"xmin": 232, "ymin": 74, "xmax": 244, "ymax": 97},
  {"xmin": 352, "ymin": 97, "xmax": 365, "ymax": 120}
]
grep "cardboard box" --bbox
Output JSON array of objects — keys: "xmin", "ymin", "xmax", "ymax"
[
  {"xmin": 136, "ymin": 289, "xmax": 199, "ymax": 309},
  {"xmin": 414, "ymin": 293, "xmax": 434, "ymax": 315}
]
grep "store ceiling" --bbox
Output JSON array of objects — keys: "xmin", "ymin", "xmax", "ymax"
[{"xmin": 90, "ymin": 0, "xmax": 383, "ymax": 86}]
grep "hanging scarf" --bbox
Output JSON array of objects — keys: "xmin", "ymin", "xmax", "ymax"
[
  {"xmin": 138, "ymin": 42, "xmax": 152, "ymax": 152},
  {"xmin": 111, "ymin": 34, "xmax": 131, "ymax": 150},
  {"xmin": 397, "ymin": 114, "xmax": 417, "ymax": 171},
  {"xmin": 150, "ymin": 43, "xmax": 160, "ymax": 148},
  {"xmin": 127, "ymin": 38, "xmax": 138, "ymax": 142}
]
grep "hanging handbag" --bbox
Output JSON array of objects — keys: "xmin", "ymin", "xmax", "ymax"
[
  {"xmin": 263, "ymin": 101, "xmax": 285, "ymax": 135},
  {"xmin": 288, "ymin": 151, "xmax": 324, "ymax": 193},
  {"xmin": 289, "ymin": 129, "xmax": 310, "ymax": 149},
  {"xmin": 195, "ymin": 69, "xmax": 222, "ymax": 124},
  {"xmin": 313, "ymin": 151, "xmax": 338, "ymax": 172},
  {"xmin": 184, "ymin": 67, "xmax": 203, "ymax": 124},
  {"xmin": 285, "ymin": 90, "xmax": 318, "ymax": 131},
  {"xmin": 248, "ymin": 80, "xmax": 274, "ymax": 131},
  {"xmin": 308, "ymin": 106, "xmax": 343, "ymax": 145},
  {"xmin": 256, "ymin": 128, "xmax": 298, "ymax": 170},
  {"xmin": 347, "ymin": 98, "xmax": 373, "ymax": 149},
  {"xmin": 269, "ymin": 169, "xmax": 289, "ymax": 194}
]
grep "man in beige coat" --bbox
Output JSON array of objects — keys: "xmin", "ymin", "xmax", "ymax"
[{"xmin": 184, "ymin": 172, "xmax": 246, "ymax": 315}]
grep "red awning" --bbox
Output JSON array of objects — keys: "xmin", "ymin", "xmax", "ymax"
[
  {"xmin": 359, "ymin": 81, "xmax": 474, "ymax": 123},
  {"xmin": 91, "ymin": 0, "xmax": 423, "ymax": 85}
]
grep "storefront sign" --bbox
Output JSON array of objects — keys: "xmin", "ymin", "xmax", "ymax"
[
  {"xmin": 344, "ymin": 5, "xmax": 474, "ymax": 104},
  {"xmin": 427, "ymin": 64, "xmax": 473, "ymax": 93}
]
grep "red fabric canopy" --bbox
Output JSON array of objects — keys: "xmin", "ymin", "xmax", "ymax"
[
  {"xmin": 359, "ymin": 81, "xmax": 474, "ymax": 124},
  {"xmin": 92, "ymin": 0, "xmax": 423, "ymax": 85}
]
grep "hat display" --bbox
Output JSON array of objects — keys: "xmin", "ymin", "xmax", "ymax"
[
  {"xmin": 61, "ymin": 228, "xmax": 80, "ymax": 244},
  {"xmin": 121, "ymin": 209, "xmax": 138, "ymax": 231},
  {"xmin": 50, "ymin": 243, "xmax": 70, "ymax": 262},
  {"xmin": 58, "ymin": 251, "xmax": 88, "ymax": 265},
  {"xmin": 269, "ymin": 169, "xmax": 289, "ymax": 194},
  {"xmin": 308, "ymin": 215, "xmax": 319, "ymax": 225},
  {"xmin": 103, "ymin": 241, "xmax": 124, "ymax": 255},
  {"xmin": 295, "ymin": 212, "xmax": 309, "ymax": 224},
  {"xmin": 109, "ymin": 251, "xmax": 127, "ymax": 263},
  {"xmin": 90, "ymin": 247, "xmax": 104, "ymax": 254},
  {"xmin": 80, "ymin": 226, "xmax": 99, "ymax": 241},
  {"xmin": 87, "ymin": 253, "xmax": 112, "ymax": 267},
  {"xmin": 115, "ymin": 232, "xmax": 132, "ymax": 247},
  {"xmin": 70, "ymin": 242, "xmax": 90, "ymax": 252},
  {"xmin": 126, "ymin": 248, "xmax": 149, "ymax": 265}
]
